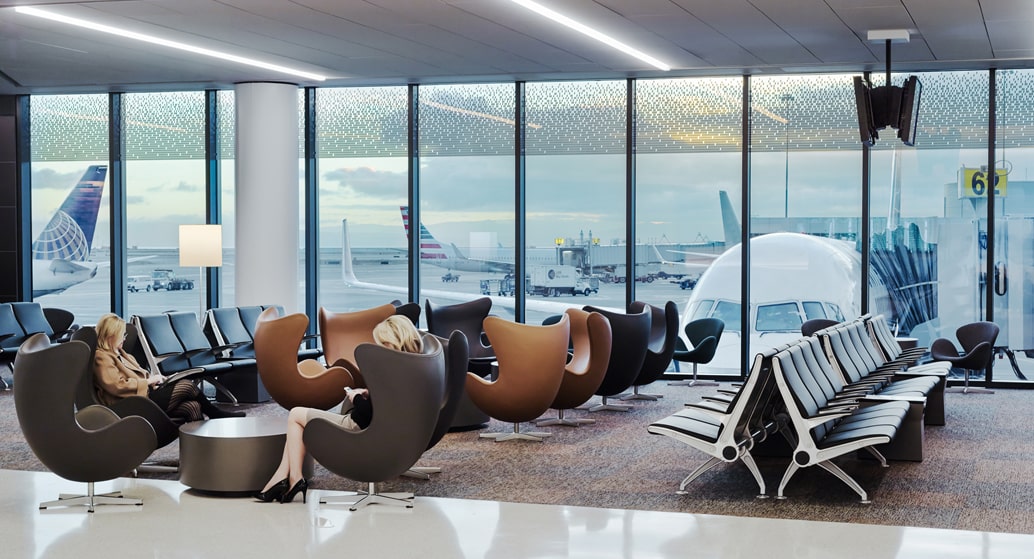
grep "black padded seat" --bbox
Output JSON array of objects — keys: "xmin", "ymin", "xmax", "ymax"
[
  {"xmin": 772, "ymin": 343, "xmax": 909, "ymax": 503},
  {"xmin": 654, "ymin": 408, "xmax": 721, "ymax": 443},
  {"xmin": 11, "ymin": 302, "xmax": 56, "ymax": 339},
  {"xmin": 622, "ymin": 301, "xmax": 678, "ymax": 401},
  {"xmin": 581, "ymin": 305, "xmax": 650, "ymax": 412},
  {"xmin": 648, "ymin": 348, "xmax": 781, "ymax": 497}
]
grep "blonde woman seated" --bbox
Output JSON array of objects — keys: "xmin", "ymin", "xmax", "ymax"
[
  {"xmin": 93, "ymin": 313, "xmax": 245, "ymax": 423},
  {"xmin": 255, "ymin": 315, "xmax": 422, "ymax": 504}
]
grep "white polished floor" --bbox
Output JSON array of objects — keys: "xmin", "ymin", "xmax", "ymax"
[{"xmin": 1, "ymin": 469, "xmax": 1032, "ymax": 559}]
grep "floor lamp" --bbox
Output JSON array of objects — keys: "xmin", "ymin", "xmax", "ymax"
[{"xmin": 179, "ymin": 224, "xmax": 222, "ymax": 323}]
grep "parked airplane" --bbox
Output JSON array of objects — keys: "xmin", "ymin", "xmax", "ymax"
[
  {"xmin": 679, "ymin": 232, "xmax": 865, "ymax": 375},
  {"xmin": 32, "ymin": 165, "xmax": 107, "ymax": 297},
  {"xmin": 402, "ymin": 206, "xmax": 514, "ymax": 274},
  {"xmin": 341, "ymin": 219, "xmax": 590, "ymax": 316}
]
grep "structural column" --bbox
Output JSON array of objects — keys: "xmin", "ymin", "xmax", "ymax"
[
  {"xmin": 234, "ymin": 82, "xmax": 299, "ymax": 312},
  {"xmin": 0, "ymin": 96, "xmax": 27, "ymax": 303}
]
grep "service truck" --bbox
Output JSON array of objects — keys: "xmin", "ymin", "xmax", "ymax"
[
  {"xmin": 526, "ymin": 265, "xmax": 599, "ymax": 297},
  {"xmin": 150, "ymin": 269, "xmax": 194, "ymax": 291}
]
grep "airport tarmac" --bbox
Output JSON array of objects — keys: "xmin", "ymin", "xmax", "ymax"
[{"xmin": 31, "ymin": 248, "xmax": 1032, "ymax": 382}]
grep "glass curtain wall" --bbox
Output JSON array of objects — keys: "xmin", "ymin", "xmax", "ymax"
[
  {"xmin": 28, "ymin": 94, "xmax": 110, "ymax": 324},
  {"xmin": 525, "ymin": 80, "xmax": 626, "ymax": 326},
  {"xmin": 217, "ymin": 90, "xmax": 236, "ymax": 306},
  {"xmin": 869, "ymin": 71, "xmax": 991, "ymax": 377},
  {"xmin": 123, "ymin": 92, "xmax": 207, "ymax": 319},
  {"xmin": 635, "ymin": 77, "xmax": 743, "ymax": 377},
  {"xmin": 315, "ymin": 87, "xmax": 409, "ymax": 313},
  {"xmin": 991, "ymin": 70, "xmax": 1034, "ymax": 383},
  {"xmin": 748, "ymin": 75, "xmax": 863, "ymax": 366},
  {"xmin": 417, "ymin": 84, "xmax": 516, "ymax": 315}
]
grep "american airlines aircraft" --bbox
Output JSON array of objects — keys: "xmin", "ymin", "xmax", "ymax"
[{"xmin": 32, "ymin": 165, "xmax": 107, "ymax": 297}]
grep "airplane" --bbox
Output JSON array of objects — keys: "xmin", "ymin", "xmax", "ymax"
[
  {"xmin": 341, "ymin": 218, "xmax": 591, "ymax": 316},
  {"xmin": 678, "ymin": 231, "xmax": 867, "ymax": 375},
  {"xmin": 401, "ymin": 206, "xmax": 514, "ymax": 274},
  {"xmin": 31, "ymin": 165, "xmax": 107, "ymax": 297}
]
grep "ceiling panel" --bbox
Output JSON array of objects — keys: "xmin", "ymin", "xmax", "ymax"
[{"xmin": 2, "ymin": 0, "xmax": 1034, "ymax": 93}]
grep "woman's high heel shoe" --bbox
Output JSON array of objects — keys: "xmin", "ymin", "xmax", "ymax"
[
  {"xmin": 253, "ymin": 478, "xmax": 289, "ymax": 503},
  {"xmin": 280, "ymin": 478, "xmax": 308, "ymax": 504}
]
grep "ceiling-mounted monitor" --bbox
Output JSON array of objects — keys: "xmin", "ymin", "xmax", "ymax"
[
  {"xmin": 853, "ymin": 76, "xmax": 877, "ymax": 147},
  {"xmin": 897, "ymin": 75, "xmax": 922, "ymax": 146}
]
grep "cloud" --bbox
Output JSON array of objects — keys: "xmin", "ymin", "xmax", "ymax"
[
  {"xmin": 32, "ymin": 168, "xmax": 82, "ymax": 190},
  {"xmin": 322, "ymin": 166, "xmax": 406, "ymax": 198}
]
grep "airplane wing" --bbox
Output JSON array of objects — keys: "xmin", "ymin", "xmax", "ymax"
[{"xmin": 48, "ymin": 259, "xmax": 95, "ymax": 274}]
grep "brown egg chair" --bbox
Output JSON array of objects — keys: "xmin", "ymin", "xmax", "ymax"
[
  {"xmin": 536, "ymin": 309, "xmax": 612, "ymax": 427},
  {"xmin": 256, "ymin": 307, "xmax": 357, "ymax": 410},
  {"xmin": 466, "ymin": 315, "xmax": 570, "ymax": 442},
  {"xmin": 318, "ymin": 303, "xmax": 396, "ymax": 386}
]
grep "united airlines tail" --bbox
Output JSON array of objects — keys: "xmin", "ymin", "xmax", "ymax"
[
  {"xmin": 33, "ymin": 165, "xmax": 106, "ymax": 263},
  {"xmin": 32, "ymin": 165, "xmax": 107, "ymax": 297}
]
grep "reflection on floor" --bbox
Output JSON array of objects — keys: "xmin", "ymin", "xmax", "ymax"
[{"xmin": 3, "ymin": 469, "xmax": 1031, "ymax": 559}]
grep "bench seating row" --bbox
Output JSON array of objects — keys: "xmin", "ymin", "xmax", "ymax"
[
  {"xmin": 650, "ymin": 314, "xmax": 946, "ymax": 502},
  {"xmin": 131, "ymin": 310, "xmax": 265, "ymax": 404},
  {"xmin": 1, "ymin": 302, "xmax": 77, "ymax": 389}
]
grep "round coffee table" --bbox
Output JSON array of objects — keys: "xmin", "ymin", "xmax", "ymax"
[{"xmin": 179, "ymin": 416, "xmax": 314, "ymax": 493}]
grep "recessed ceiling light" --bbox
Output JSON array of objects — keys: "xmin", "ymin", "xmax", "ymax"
[
  {"xmin": 15, "ymin": 6, "xmax": 327, "ymax": 82},
  {"xmin": 511, "ymin": 0, "xmax": 671, "ymax": 71}
]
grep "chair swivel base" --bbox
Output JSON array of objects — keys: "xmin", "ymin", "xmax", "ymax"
[
  {"xmin": 42, "ymin": 483, "xmax": 142, "ymax": 513},
  {"xmin": 946, "ymin": 386, "xmax": 994, "ymax": 394},
  {"xmin": 619, "ymin": 385, "xmax": 663, "ymax": 401},
  {"xmin": 668, "ymin": 379, "xmax": 719, "ymax": 387},
  {"xmin": 535, "ymin": 409, "xmax": 594, "ymax": 427},
  {"xmin": 480, "ymin": 422, "xmax": 552, "ymax": 442},
  {"xmin": 669, "ymin": 363, "xmax": 719, "ymax": 387},
  {"xmin": 581, "ymin": 396, "xmax": 632, "ymax": 412},
  {"xmin": 946, "ymin": 370, "xmax": 994, "ymax": 394},
  {"xmin": 401, "ymin": 466, "xmax": 441, "ymax": 480},
  {"xmin": 321, "ymin": 482, "xmax": 413, "ymax": 511}
]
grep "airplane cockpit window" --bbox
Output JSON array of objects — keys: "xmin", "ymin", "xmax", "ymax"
[
  {"xmin": 691, "ymin": 299, "xmax": 715, "ymax": 322},
  {"xmin": 712, "ymin": 300, "xmax": 741, "ymax": 332},
  {"xmin": 756, "ymin": 302, "xmax": 803, "ymax": 332},
  {"xmin": 803, "ymin": 301, "xmax": 827, "ymax": 320},
  {"xmin": 825, "ymin": 303, "xmax": 845, "ymax": 321}
]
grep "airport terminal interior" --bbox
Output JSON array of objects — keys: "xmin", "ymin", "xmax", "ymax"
[{"xmin": 3, "ymin": 1, "xmax": 1034, "ymax": 556}]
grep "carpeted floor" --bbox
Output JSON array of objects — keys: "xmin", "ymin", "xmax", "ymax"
[{"xmin": 2, "ymin": 382, "xmax": 1032, "ymax": 535}]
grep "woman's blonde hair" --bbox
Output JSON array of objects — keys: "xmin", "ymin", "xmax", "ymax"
[
  {"xmin": 96, "ymin": 313, "xmax": 127, "ymax": 352},
  {"xmin": 372, "ymin": 315, "xmax": 422, "ymax": 353}
]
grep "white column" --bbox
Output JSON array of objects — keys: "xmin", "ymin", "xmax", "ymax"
[{"xmin": 234, "ymin": 82, "xmax": 299, "ymax": 313}]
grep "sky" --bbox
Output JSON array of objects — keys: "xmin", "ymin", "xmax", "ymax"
[{"xmin": 29, "ymin": 144, "xmax": 1026, "ymax": 253}]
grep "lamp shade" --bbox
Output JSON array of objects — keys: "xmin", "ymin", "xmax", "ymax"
[{"xmin": 179, "ymin": 224, "xmax": 223, "ymax": 267}]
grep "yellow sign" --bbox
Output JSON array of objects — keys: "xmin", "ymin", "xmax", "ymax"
[{"xmin": 960, "ymin": 168, "xmax": 1007, "ymax": 198}]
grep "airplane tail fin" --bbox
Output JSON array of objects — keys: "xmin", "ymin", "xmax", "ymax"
[
  {"xmin": 652, "ymin": 245, "xmax": 666, "ymax": 263},
  {"xmin": 400, "ymin": 205, "xmax": 460, "ymax": 263},
  {"xmin": 341, "ymin": 219, "xmax": 359, "ymax": 285},
  {"xmin": 719, "ymin": 190, "xmax": 741, "ymax": 246},
  {"xmin": 32, "ymin": 165, "xmax": 107, "ymax": 262}
]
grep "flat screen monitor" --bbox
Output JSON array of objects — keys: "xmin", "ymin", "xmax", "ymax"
[
  {"xmin": 897, "ymin": 75, "xmax": 922, "ymax": 146},
  {"xmin": 853, "ymin": 76, "xmax": 877, "ymax": 147}
]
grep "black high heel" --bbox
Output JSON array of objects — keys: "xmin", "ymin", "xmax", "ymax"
[
  {"xmin": 280, "ymin": 478, "xmax": 308, "ymax": 504},
  {"xmin": 253, "ymin": 478, "xmax": 289, "ymax": 502}
]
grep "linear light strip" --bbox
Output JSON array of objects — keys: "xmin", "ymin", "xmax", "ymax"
[
  {"xmin": 15, "ymin": 6, "xmax": 326, "ymax": 82},
  {"xmin": 511, "ymin": 0, "xmax": 670, "ymax": 71}
]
